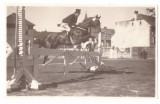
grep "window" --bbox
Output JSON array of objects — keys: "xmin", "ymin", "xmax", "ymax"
[
  {"xmin": 150, "ymin": 26, "xmax": 155, "ymax": 45},
  {"xmin": 140, "ymin": 21, "xmax": 142, "ymax": 25},
  {"xmin": 126, "ymin": 48, "xmax": 130, "ymax": 53},
  {"xmin": 132, "ymin": 22, "xmax": 134, "ymax": 26},
  {"xmin": 151, "ymin": 32, "xmax": 155, "ymax": 44}
]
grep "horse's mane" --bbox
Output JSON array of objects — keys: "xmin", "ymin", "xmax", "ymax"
[{"xmin": 78, "ymin": 17, "xmax": 94, "ymax": 28}]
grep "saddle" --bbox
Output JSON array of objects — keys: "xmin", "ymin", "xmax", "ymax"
[{"xmin": 65, "ymin": 27, "xmax": 75, "ymax": 44}]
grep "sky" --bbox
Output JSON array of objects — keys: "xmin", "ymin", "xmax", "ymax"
[{"xmin": 7, "ymin": 6, "xmax": 153, "ymax": 32}]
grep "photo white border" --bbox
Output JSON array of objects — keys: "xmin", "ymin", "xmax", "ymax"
[{"xmin": 0, "ymin": 0, "xmax": 159, "ymax": 104}]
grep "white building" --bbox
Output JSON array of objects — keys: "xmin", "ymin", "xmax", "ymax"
[{"xmin": 111, "ymin": 11, "xmax": 155, "ymax": 59}]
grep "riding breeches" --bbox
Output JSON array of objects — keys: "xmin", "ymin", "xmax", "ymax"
[{"xmin": 59, "ymin": 23, "xmax": 71, "ymax": 32}]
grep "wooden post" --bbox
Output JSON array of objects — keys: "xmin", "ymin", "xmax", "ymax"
[
  {"xmin": 98, "ymin": 52, "xmax": 102, "ymax": 69},
  {"xmin": 63, "ymin": 50, "xmax": 68, "ymax": 75},
  {"xmin": 98, "ymin": 32, "xmax": 101, "ymax": 53},
  {"xmin": 12, "ymin": 6, "xmax": 19, "ymax": 78},
  {"xmin": 33, "ymin": 44, "xmax": 39, "ymax": 79}
]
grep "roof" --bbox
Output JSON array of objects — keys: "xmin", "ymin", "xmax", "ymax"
[
  {"xmin": 7, "ymin": 13, "xmax": 35, "ymax": 26},
  {"xmin": 116, "ymin": 14, "xmax": 155, "ymax": 26},
  {"xmin": 131, "ymin": 14, "xmax": 155, "ymax": 26}
]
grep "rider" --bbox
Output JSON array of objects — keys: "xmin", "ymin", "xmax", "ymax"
[{"xmin": 57, "ymin": 9, "xmax": 81, "ymax": 43}]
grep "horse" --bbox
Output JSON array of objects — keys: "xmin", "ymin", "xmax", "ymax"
[{"xmin": 35, "ymin": 16, "xmax": 101, "ymax": 64}]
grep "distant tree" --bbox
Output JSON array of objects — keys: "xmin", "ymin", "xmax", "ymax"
[{"xmin": 146, "ymin": 8, "xmax": 155, "ymax": 17}]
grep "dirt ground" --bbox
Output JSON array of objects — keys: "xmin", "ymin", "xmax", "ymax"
[{"xmin": 7, "ymin": 59, "xmax": 155, "ymax": 97}]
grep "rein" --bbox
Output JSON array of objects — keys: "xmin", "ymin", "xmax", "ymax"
[{"xmin": 76, "ymin": 26, "xmax": 87, "ymax": 31}]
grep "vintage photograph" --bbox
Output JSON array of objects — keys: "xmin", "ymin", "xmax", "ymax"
[{"xmin": 6, "ymin": 6, "xmax": 156, "ymax": 97}]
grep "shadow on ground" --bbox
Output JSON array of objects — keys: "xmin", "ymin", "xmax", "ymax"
[{"xmin": 42, "ymin": 66, "xmax": 135, "ymax": 89}]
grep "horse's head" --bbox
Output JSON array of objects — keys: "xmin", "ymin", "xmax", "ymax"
[
  {"xmin": 70, "ymin": 15, "xmax": 101, "ymax": 45},
  {"xmin": 94, "ymin": 15, "xmax": 101, "ymax": 27}
]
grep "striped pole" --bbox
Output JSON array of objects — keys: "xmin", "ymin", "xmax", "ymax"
[
  {"xmin": 17, "ymin": 6, "xmax": 26, "ymax": 69},
  {"xmin": 18, "ymin": 6, "xmax": 24, "ymax": 57}
]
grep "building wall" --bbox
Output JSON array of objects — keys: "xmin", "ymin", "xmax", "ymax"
[
  {"xmin": 111, "ymin": 20, "xmax": 155, "ymax": 59},
  {"xmin": 7, "ymin": 27, "xmax": 16, "ymax": 52},
  {"xmin": 7, "ymin": 24, "xmax": 33, "ymax": 48},
  {"xmin": 113, "ymin": 20, "xmax": 150, "ymax": 47},
  {"xmin": 101, "ymin": 32, "xmax": 112, "ymax": 47}
]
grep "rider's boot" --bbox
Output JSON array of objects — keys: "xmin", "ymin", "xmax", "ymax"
[{"xmin": 66, "ymin": 31, "xmax": 70, "ymax": 44}]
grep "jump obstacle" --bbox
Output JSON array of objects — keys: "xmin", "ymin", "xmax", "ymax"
[
  {"xmin": 7, "ymin": 6, "xmax": 104, "ymax": 91},
  {"xmin": 7, "ymin": 6, "xmax": 41, "ymax": 91}
]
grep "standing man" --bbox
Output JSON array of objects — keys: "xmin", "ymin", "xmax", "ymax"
[{"xmin": 58, "ymin": 9, "xmax": 81, "ymax": 43}]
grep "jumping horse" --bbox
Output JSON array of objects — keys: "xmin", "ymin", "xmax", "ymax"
[{"xmin": 35, "ymin": 16, "xmax": 101, "ymax": 64}]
